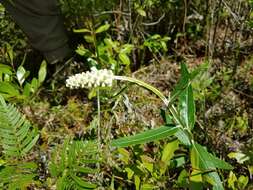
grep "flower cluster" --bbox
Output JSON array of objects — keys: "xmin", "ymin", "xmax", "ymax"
[{"xmin": 66, "ymin": 67, "xmax": 114, "ymax": 89}]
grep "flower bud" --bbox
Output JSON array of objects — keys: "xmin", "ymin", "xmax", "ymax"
[{"xmin": 66, "ymin": 67, "xmax": 114, "ymax": 89}]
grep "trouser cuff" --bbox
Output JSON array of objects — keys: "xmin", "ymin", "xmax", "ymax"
[{"xmin": 44, "ymin": 44, "xmax": 72, "ymax": 64}]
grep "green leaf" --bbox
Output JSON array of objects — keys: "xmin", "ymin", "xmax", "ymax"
[
  {"xmin": 238, "ymin": 175, "xmax": 249, "ymax": 189},
  {"xmin": 227, "ymin": 171, "xmax": 237, "ymax": 190},
  {"xmin": 137, "ymin": 8, "xmax": 147, "ymax": 17},
  {"xmin": 30, "ymin": 78, "xmax": 39, "ymax": 93},
  {"xmin": 88, "ymin": 88, "xmax": 97, "ymax": 99},
  {"xmin": 0, "ymin": 95, "xmax": 39, "ymax": 158},
  {"xmin": 38, "ymin": 60, "xmax": 47, "ymax": 84},
  {"xmin": 170, "ymin": 63, "xmax": 190, "ymax": 103},
  {"xmin": 21, "ymin": 134, "xmax": 39, "ymax": 155},
  {"xmin": 23, "ymin": 83, "xmax": 31, "ymax": 97},
  {"xmin": 119, "ymin": 53, "xmax": 131, "ymax": 65},
  {"xmin": 95, "ymin": 24, "xmax": 110, "ymax": 34},
  {"xmin": 84, "ymin": 35, "xmax": 95, "ymax": 43},
  {"xmin": 118, "ymin": 148, "xmax": 130, "ymax": 164},
  {"xmin": 228, "ymin": 152, "xmax": 249, "ymax": 164},
  {"xmin": 6, "ymin": 43, "xmax": 14, "ymax": 63},
  {"xmin": 190, "ymin": 145, "xmax": 203, "ymax": 189},
  {"xmin": 73, "ymin": 28, "xmax": 91, "ymax": 33},
  {"xmin": 160, "ymin": 140, "xmax": 179, "ymax": 174},
  {"xmin": 134, "ymin": 175, "xmax": 141, "ymax": 190},
  {"xmin": 176, "ymin": 169, "xmax": 189, "ymax": 188},
  {"xmin": 0, "ymin": 159, "xmax": 6, "ymax": 166},
  {"xmin": 179, "ymin": 64, "xmax": 195, "ymax": 129},
  {"xmin": 179, "ymin": 84, "xmax": 195, "ymax": 129},
  {"xmin": 0, "ymin": 81, "xmax": 20, "ymax": 97},
  {"xmin": 0, "ymin": 64, "xmax": 13, "ymax": 75},
  {"xmin": 125, "ymin": 168, "xmax": 134, "ymax": 179},
  {"xmin": 121, "ymin": 44, "xmax": 134, "ymax": 54},
  {"xmin": 141, "ymin": 184, "xmax": 156, "ymax": 190},
  {"xmin": 175, "ymin": 128, "xmax": 191, "ymax": 146},
  {"xmin": 192, "ymin": 143, "xmax": 233, "ymax": 190},
  {"xmin": 16, "ymin": 66, "xmax": 26, "ymax": 86},
  {"xmin": 76, "ymin": 45, "xmax": 92, "ymax": 57},
  {"xmin": 104, "ymin": 38, "xmax": 118, "ymax": 49},
  {"xmin": 70, "ymin": 173, "xmax": 97, "ymax": 189},
  {"xmin": 111, "ymin": 126, "xmax": 179, "ymax": 148},
  {"xmin": 141, "ymin": 155, "xmax": 154, "ymax": 173},
  {"xmin": 194, "ymin": 143, "xmax": 233, "ymax": 170}
]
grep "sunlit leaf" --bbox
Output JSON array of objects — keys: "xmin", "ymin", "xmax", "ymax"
[
  {"xmin": 119, "ymin": 53, "xmax": 131, "ymax": 65},
  {"xmin": 38, "ymin": 60, "xmax": 47, "ymax": 84},
  {"xmin": 111, "ymin": 126, "xmax": 179, "ymax": 148},
  {"xmin": 228, "ymin": 152, "xmax": 249, "ymax": 164},
  {"xmin": 0, "ymin": 81, "xmax": 20, "ymax": 97},
  {"xmin": 192, "ymin": 142, "xmax": 233, "ymax": 190},
  {"xmin": 73, "ymin": 28, "xmax": 91, "ymax": 33},
  {"xmin": 170, "ymin": 63, "xmax": 190, "ymax": 103},
  {"xmin": 172, "ymin": 63, "xmax": 195, "ymax": 130},
  {"xmin": 227, "ymin": 171, "xmax": 237, "ymax": 190},
  {"xmin": 190, "ymin": 145, "xmax": 203, "ymax": 189},
  {"xmin": 160, "ymin": 140, "xmax": 179, "ymax": 174},
  {"xmin": 0, "ymin": 64, "xmax": 12, "ymax": 75},
  {"xmin": 84, "ymin": 35, "xmax": 94, "ymax": 43},
  {"xmin": 179, "ymin": 84, "xmax": 195, "ymax": 130},
  {"xmin": 16, "ymin": 66, "xmax": 26, "ymax": 86},
  {"xmin": 137, "ymin": 8, "xmax": 146, "ymax": 17},
  {"xmin": 95, "ymin": 24, "xmax": 110, "ymax": 34},
  {"xmin": 70, "ymin": 173, "xmax": 97, "ymax": 189},
  {"xmin": 175, "ymin": 128, "xmax": 191, "ymax": 146},
  {"xmin": 238, "ymin": 175, "xmax": 249, "ymax": 189},
  {"xmin": 134, "ymin": 175, "xmax": 141, "ymax": 190}
]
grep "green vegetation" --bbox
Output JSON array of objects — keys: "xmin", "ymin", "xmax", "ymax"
[{"xmin": 1, "ymin": 0, "xmax": 253, "ymax": 189}]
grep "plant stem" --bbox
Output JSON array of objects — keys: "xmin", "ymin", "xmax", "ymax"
[
  {"xmin": 114, "ymin": 76, "xmax": 188, "ymax": 130},
  {"xmin": 96, "ymin": 89, "xmax": 102, "ymax": 183},
  {"xmin": 114, "ymin": 76, "xmax": 169, "ymax": 106}
]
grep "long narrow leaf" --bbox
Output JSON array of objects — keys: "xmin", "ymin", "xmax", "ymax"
[
  {"xmin": 111, "ymin": 126, "xmax": 179, "ymax": 148},
  {"xmin": 173, "ymin": 63, "xmax": 196, "ymax": 130},
  {"xmin": 192, "ymin": 142, "xmax": 233, "ymax": 190}
]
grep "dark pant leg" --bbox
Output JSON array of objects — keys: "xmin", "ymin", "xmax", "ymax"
[{"xmin": 1, "ymin": 0, "xmax": 71, "ymax": 63}]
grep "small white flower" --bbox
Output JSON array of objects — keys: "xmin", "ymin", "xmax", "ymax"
[{"xmin": 66, "ymin": 67, "xmax": 115, "ymax": 89}]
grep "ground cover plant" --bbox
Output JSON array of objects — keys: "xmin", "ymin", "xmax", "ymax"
[{"xmin": 0, "ymin": 0, "xmax": 253, "ymax": 189}]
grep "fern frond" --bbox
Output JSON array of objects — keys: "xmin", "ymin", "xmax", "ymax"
[
  {"xmin": 0, "ymin": 161, "xmax": 38, "ymax": 189},
  {"xmin": 49, "ymin": 138, "xmax": 99, "ymax": 190},
  {"xmin": 0, "ymin": 95, "xmax": 39, "ymax": 158}
]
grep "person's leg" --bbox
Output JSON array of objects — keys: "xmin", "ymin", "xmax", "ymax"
[{"xmin": 1, "ymin": 0, "xmax": 71, "ymax": 64}]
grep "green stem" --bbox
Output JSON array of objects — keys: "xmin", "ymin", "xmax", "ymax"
[
  {"xmin": 96, "ymin": 89, "xmax": 102, "ymax": 182},
  {"xmin": 97, "ymin": 89, "xmax": 101, "ymax": 149},
  {"xmin": 114, "ymin": 76, "xmax": 189, "ymax": 131},
  {"xmin": 114, "ymin": 76, "xmax": 169, "ymax": 106}
]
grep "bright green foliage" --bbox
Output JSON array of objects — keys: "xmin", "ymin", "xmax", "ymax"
[
  {"xmin": 110, "ymin": 63, "xmax": 233, "ymax": 189},
  {"xmin": 178, "ymin": 74, "xmax": 195, "ymax": 129},
  {"xmin": 111, "ymin": 125, "xmax": 179, "ymax": 148},
  {"xmin": 0, "ymin": 162, "xmax": 38, "ymax": 190},
  {"xmin": 0, "ymin": 95, "xmax": 39, "ymax": 189},
  {"xmin": 0, "ymin": 45, "xmax": 47, "ymax": 100},
  {"xmin": 0, "ymin": 95, "xmax": 39, "ymax": 158},
  {"xmin": 160, "ymin": 140, "xmax": 179, "ymax": 174},
  {"xmin": 75, "ymin": 25, "xmax": 134, "ymax": 74},
  {"xmin": 191, "ymin": 143, "xmax": 233, "ymax": 190},
  {"xmin": 49, "ymin": 138, "xmax": 99, "ymax": 190}
]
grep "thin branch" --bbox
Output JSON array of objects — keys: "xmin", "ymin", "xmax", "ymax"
[
  {"xmin": 221, "ymin": 0, "xmax": 241, "ymax": 24},
  {"xmin": 232, "ymin": 88, "xmax": 253, "ymax": 99},
  {"xmin": 94, "ymin": 10, "xmax": 130, "ymax": 17},
  {"xmin": 141, "ymin": 13, "xmax": 165, "ymax": 26}
]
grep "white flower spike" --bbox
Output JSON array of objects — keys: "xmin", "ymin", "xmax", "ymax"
[
  {"xmin": 66, "ymin": 67, "xmax": 114, "ymax": 89},
  {"xmin": 66, "ymin": 67, "xmax": 169, "ymax": 106}
]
